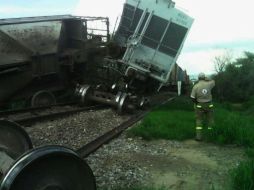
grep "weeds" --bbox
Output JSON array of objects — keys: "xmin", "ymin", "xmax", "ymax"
[
  {"xmin": 245, "ymin": 148, "xmax": 254, "ymax": 159},
  {"xmin": 128, "ymin": 97, "xmax": 254, "ymax": 148},
  {"xmin": 128, "ymin": 97, "xmax": 195, "ymax": 140},
  {"xmin": 128, "ymin": 96, "xmax": 254, "ymax": 190},
  {"xmin": 230, "ymin": 160, "xmax": 254, "ymax": 190},
  {"xmin": 209, "ymin": 108, "xmax": 254, "ymax": 146},
  {"xmin": 128, "ymin": 110, "xmax": 195, "ymax": 141}
]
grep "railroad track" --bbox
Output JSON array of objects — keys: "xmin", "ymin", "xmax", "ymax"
[
  {"xmin": 77, "ymin": 97, "xmax": 175, "ymax": 158},
  {"xmin": 1, "ymin": 104, "xmax": 106, "ymax": 126},
  {"xmin": 0, "ymin": 96, "xmax": 175, "ymax": 190},
  {"xmin": 0, "ymin": 102, "xmax": 77, "ymax": 117},
  {"xmin": 1, "ymin": 92, "xmax": 174, "ymax": 127}
]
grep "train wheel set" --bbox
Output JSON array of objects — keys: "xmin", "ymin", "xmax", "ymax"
[
  {"xmin": 0, "ymin": 120, "xmax": 96, "ymax": 190},
  {"xmin": 75, "ymin": 84, "xmax": 141, "ymax": 114}
]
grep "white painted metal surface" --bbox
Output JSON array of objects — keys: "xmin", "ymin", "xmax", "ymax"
[{"xmin": 116, "ymin": 0, "xmax": 193, "ymax": 83}]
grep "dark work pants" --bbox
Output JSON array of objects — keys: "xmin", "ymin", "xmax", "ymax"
[{"xmin": 194, "ymin": 102, "xmax": 214, "ymax": 140}]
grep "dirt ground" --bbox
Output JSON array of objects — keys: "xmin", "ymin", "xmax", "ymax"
[{"xmin": 125, "ymin": 139, "xmax": 246, "ymax": 190}]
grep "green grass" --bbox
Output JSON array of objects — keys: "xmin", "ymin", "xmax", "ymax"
[
  {"xmin": 210, "ymin": 108, "xmax": 254, "ymax": 146},
  {"xmin": 245, "ymin": 148, "xmax": 254, "ymax": 159},
  {"xmin": 128, "ymin": 97, "xmax": 195, "ymax": 141},
  {"xmin": 219, "ymin": 96, "xmax": 254, "ymax": 115},
  {"xmin": 230, "ymin": 160, "xmax": 254, "ymax": 190},
  {"xmin": 243, "ymin": 96, "xmax": 254, "ymax": 116},
  {"xmin": 129, "ymin": 110, "xmax": 195, "ymax": 141},
  {"xmin": 128, "ymin": 96, "xmax": 254, "ymax": 190},
  {"xmin": 128, "ymin": 96, "xmax": 254, "ymax": 147},
  {"xmin": 229, "ymin": 148, "xmax": 254, "ymax": 190}
]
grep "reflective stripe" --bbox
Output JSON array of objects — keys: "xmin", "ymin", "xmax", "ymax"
[
  {"xmin": 209, "ymin": 104, "xmax": 214, "ymax": 108},
  {"xmin": 208, "ymin": 127, "xmax": 213, "ymax": 130},
  {"xmin": 196, "ymin": 127, "xmax": 203, "ymax": 130},
  {"xmin": 196, "ymin": 105, "xmax": 202, "ymax": 108}
]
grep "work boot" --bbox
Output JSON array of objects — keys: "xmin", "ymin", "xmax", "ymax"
[{"xmin": 195, "ymin": 127, "xmax": 203, "ymax": 141}]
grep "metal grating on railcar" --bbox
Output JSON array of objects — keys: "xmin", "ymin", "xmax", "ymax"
[{"xmin": 114, "ymin": 0, "xmax": 193, "ymax": 84}]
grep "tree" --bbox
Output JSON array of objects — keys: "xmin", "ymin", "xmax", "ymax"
[
  {"xmin": 213, "ymin": 51, "xmax": 254, "ymax": 102},
  {"xmin": 213, "ymin": 51, "xmax": 232, "ymax": 74}
]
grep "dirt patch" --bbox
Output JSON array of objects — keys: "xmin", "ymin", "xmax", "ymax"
[
  {"xmin": 87, "ymin": 132, "xmax": 246, "ymax": 189},
  {"xmin": 135, "ymin": 140, "xmax": 245, "ymax": 189}
]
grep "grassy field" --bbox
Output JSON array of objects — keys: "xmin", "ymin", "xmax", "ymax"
[
  {"xmin": 128, "ymin": 97, "xmax": 254, "ymax": 145},
  {"xmin": 230, "ymin": 160, "xmax": 254, "ymax": 190},
  {"xmin": 128, "ymin": 96, "xmax": 254, "ymax": 190}
]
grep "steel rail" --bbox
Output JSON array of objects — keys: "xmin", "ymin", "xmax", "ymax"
[
  {"xmin": 0, "ymin": 102, "xmax": 78, "ymax": 117},
  {"xmin": 77, "ymin": 97, "xmax": 175, "ymax": 158},
  {"xmin": 13, "ymin": 105, "xmax": 106, "ymax": 126}
]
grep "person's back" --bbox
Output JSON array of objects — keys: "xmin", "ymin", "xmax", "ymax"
[
  {"xmin": 191, "ymin": 80, "xmax": 215, "ymax": 103},
  {"xmin": 190, "ymin": 73, "xmax": 215, "ymax": 141}
]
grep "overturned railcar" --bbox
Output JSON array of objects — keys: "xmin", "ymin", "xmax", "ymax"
[
  {"xmin": 0, "ymin": 0, "xmax": 193, "ymax": 111},
  {"xmin": 0, "ymin": 16, "xmax": 108, "ymax": 108},
  {"xmin": 114, "ymin": 0, "xmax": 193, "ymax": 87}
]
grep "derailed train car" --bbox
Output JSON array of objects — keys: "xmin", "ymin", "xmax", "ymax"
[
  {"xmin": 0, "ymin": 0, "xmax": 193, "ymax": 111},
  {"xmin": 0, "ymin": 16, "xmax": 109, "ymax": 109},
  {"xmin": 0, "ymin": 1, "xmax": 194, "ymax": 189},
  {"xmin": 166, "ymin": 63, "xmax": 190, "ymax": 94},
  {"xmin": 75, "ymin": 0, "xmax": 193, "ymax": 111},
  {"xmin": 169, "ymin": 64, "xmax": 189, "ymax": 85},
  {"xmin": 113, "ymin": 0, "xmax": 193, "ymax": 87}
]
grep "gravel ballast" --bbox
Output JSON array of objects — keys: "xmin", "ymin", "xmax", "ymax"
[
  {"xmin": 25, "ymin": 108, "xmax": 129, "ymax": 149},
  {"xmin": 25, "ymin": 108, "xmax": 246, "ymax": 189}
]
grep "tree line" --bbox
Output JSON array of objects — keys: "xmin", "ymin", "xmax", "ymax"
[{"xmin": 212, "ymin": 51, "xmax": 254, "ymax": 102}]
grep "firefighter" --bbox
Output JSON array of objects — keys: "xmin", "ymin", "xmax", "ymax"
[{"xmin": 190, "ymin": 73, "xmax": 215, "ymax": 141}]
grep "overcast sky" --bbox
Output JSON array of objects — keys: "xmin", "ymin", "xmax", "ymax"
[
  {"xmin": 1, "ymin": 0, "xmax": 254, "ymax": 75},
  {"xmin": 175, "ymin": 0, "xmax": 254, "ymax": 75}
]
